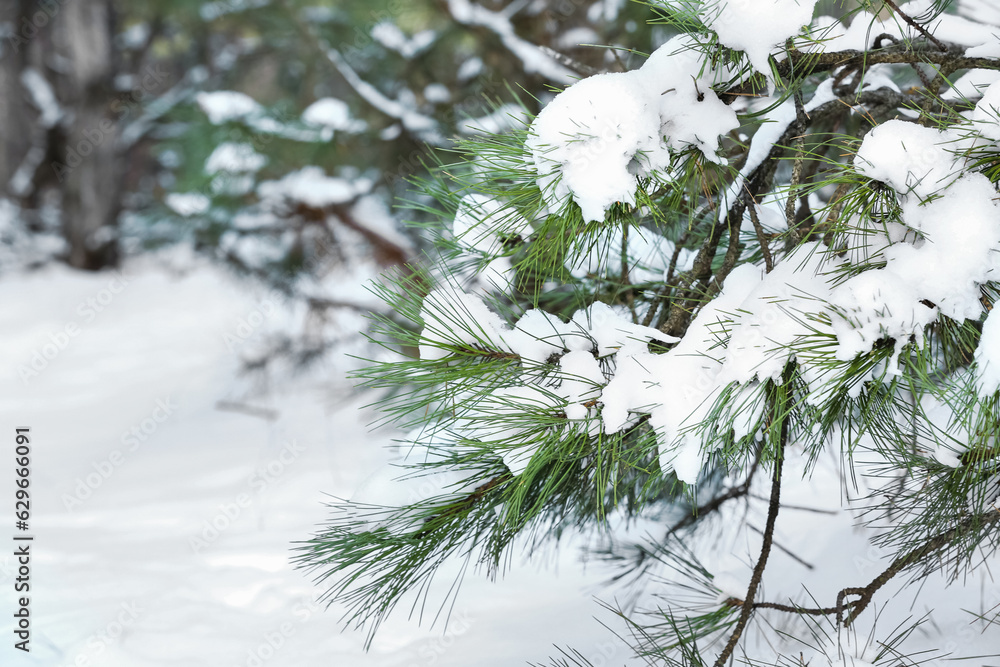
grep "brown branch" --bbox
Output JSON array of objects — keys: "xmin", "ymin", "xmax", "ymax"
[
  {"xmin": 881, "ymin": 0, "xmax": 948, "ymax": 51},
  {"xmin": 746, "ymin": 511, "xmax": 1000, "ymax": 626},
  {"xmin": 771, "ymin": 42, "xmax": 1000, "ymax": 83},
  {"xmin": 841, "ymin": 510, "xmax": 1000, "ymax": 625},
  {"xmin": 413, "ymin": 473, "xmax": 514, "ymax": 539},
  {"xmin": 714, "ymin": 397, "xmax": 788, "ymax": 667},
  {"xmin": 746, "ymin": 198, "xmax": 774, "ymax": 273}
]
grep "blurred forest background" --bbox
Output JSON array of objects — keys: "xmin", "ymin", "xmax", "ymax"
[{"xmin": 0, "ymin": 0, "xmax": 857, "ymax": 337}]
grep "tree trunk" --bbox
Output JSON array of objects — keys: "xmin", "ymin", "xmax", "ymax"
[
  {"xmin": 0, "ymin": 2, "xmax": 35, "ymax": 196},
  {"xmin": 46, "ymin": 0, "xmax": 120, "ymax": 270}
]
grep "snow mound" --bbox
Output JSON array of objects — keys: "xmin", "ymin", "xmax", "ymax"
[
  {"xmin": 526, "ymin": 35, "xmax": 738, "ymax": 222},
  {"xmin": 707, "ymin": 0, "xmax": 819, "ymax": 73}
]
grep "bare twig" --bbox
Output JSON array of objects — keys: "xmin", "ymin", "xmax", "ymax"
[
  {"xmin": 881, "ymin": 0, "xmax": 948, "ymax": 51},
  {"xmin": 746, "ymin": 195, "xmax": 774, "ymax": 273},
  {"xmin": 714, "ymin": 403, "xmax": 787, "ymax": 666}
]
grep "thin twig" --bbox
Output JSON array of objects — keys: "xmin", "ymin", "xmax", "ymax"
[
  {"xmin": 714, "ymin": 397, "xmax": 787, "ymax": 666},
  {"xmin": 746, "ymin": 195, "xmax": 774, "ymax": 274},
  {"xmin": 881, "ymin": 0, "xmax": 948, "ymax": 51}
]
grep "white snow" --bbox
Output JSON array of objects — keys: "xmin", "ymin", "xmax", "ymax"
[
  {"xmin": 319, "ymin": 44, "xmax": 442, "ymax": 144},
  {"xmin": 853, "ymin": 119, "xmax": 959, "ymax": 199},
  {"xmin": 451, "ymin": 193, "xmax": 532, "ymax": 255},
  {"xmin": 257, "ymin": 167, "xmax": 365, "ymax": 208},
  {"xmin": 458, "ymin": 104, "xmax": 531, "ymax": 135},
  {"xmin": 567, "ymin": 224, "xmax": 695, "ymax": 285},
  {"xmin": 527, "ymin": 35, "xmax": 739, "ymax": 222},
  {"xmin": 196, "ymin": 90, "xmax": 263, "ymax": 125},
  {"xmin": 456, "ymin": 57, "xmax": 484, "ymax": 81},
  {"xmin": 204, "ymin": 142, "xmax": 268, "ymax": 175},
  {"xmin": 21, "ymin": 68, "xmax": 62, "ymax": 129},
  {"xmin": 165, "ymin": 192, "xmax": 211, "ymax": 217},
  {"xmin": 814, "ymin": 1, "xmax": 999, "ymax": 52},
  {"xmin": 976, "ymin": 308, "xmax": 1000, "ymax": 396},
  {"xmin": 446, "ymin": 0, "xmax": 575, "ymax": 84},
  {"xmin": 371, "ymin": 21, "xmax": 435, "ymax": 59},
  {"xmin": 707, "ymin": 0, "xmax": 819, "ymax": 74},
  {"xmin": 971, "ymin": 79, "xmax": 1000, "ymax": 140},
  {"xmin": 0, "ymin": 252, "xmax": 647, "ymax": 667},
  {"xmin": 423, "ymin": 83, "xmax": 451, "ymax": 104},
  {"xmin": 301, "ymin": 97, "xmax": 365, "ymax": 135}
]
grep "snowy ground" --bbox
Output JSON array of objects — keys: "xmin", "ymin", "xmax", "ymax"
[{"xmin": 0, "ymin": 253, "xmax": 636, "ymax": 667}]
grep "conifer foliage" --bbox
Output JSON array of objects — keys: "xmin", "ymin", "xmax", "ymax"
[{"xmin": 297, "ymin": 1, "xmax": 1000, "ymax": 663}]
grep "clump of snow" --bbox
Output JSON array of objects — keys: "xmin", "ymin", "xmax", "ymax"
[
  {"xmin": 943, "ymin": 68, "xmax": 1000, "ymax": 101},
  {"xmin": 971, "ymin": 79, "xmax": 1000, "ymax": 141},
  {"xmin": 457, "ymin": 57, "xmax": 484, "ymax": 81},
  {"xmin": 706, "ymin": 0, "xmax": 819, "ymax": 74},
  {"xmin": 165, "ymin": 192, "xmax": 211, "ymax": 216},
  {"xmin": 204, "ymin": 142, "xmax": 267, "ymax": 174},
  {"xmin": 976, "ymin": 308, "xmax": 1000, "ymax": 396},
  {"xmin": 813, "ymin": 1, "xmax": 998, "ymax": 52},
  {"xmin": 196, "ymin": 90, "xmax": 263, "ymax": 124},
  {"xmin": 527, "ymin": 35, "xmax": 738, "ymax": 222},
  {"xmin": 557, "ymin": 26, "xmax": 600, "ymax": 49},
  {"xmin": 302, "ymin": 97, "xmax": 366, "ymax": 136},
  {"xmin": 423, "ymin": 83, "xmax": 451, "ymax": 104},
  {"xmin": 960, "ymin": 0, "xmax": 1000, "ymax": 26},
  {"xmin": 417, "ymin": 286, "xmax": 679, "ymax": 473},
  {"xmin": 371, "ymin": 21, "xmax": 435, "ymax": 58},
  {"xmin": 418, "ymin": 285, "xmax": 509, "ymax": 361},
  {"xmin": 587, "ymin": 0, "xmax": 625, "ymax": 23},
  {"xmin": 21, "ymin": 67, "xmax": 62, "ymax": 128},
  {"xmin": 257, "ymin": 167, "xmax": 367, "ymax": 208},
  {"xmin": 853, "ymin": 120, "xmax": 960, "ymax": 199},
  {"xmin": 451, "ymin": 193, "xmax": 534, "ymax": 290}
]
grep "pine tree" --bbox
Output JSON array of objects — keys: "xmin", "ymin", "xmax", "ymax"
[{"xmin": 296, "ymin": 1, "xmax": 1000, "ymax": 663}]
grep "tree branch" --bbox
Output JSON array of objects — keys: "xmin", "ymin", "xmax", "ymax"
[
  {"xmin": 714, "ymin": 385, "xmax": 788, "ymax": 667},
  {"xmin": 881, "ymin": 0, "xmax": 948, "ymax": 51}
]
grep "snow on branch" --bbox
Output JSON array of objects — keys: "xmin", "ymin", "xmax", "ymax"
[{"xmin": 445, "ymin": 0, "xmax": 576, "ymax": 85}]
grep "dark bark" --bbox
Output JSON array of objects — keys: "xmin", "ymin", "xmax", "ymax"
[
  {"xmin": 46, "ymin": 0, "xmax": 121, "ymax": 270},
  {"xmin": 0, "ymin": 1, "xmax": 36, "ymax": 198}
]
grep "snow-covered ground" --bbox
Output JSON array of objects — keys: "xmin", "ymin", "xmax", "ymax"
[{"xmin": 0, "ymin": 253, "xmax": 634, "ymax": 667}]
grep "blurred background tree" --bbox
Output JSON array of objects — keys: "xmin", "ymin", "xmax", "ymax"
[
  {"xmin": 0, "ymin": 0, "xmax": 661, "ymax": 274},
  {"xmin": 0, "ymin": 0, "xmax": 861, "ymax": 369}
]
